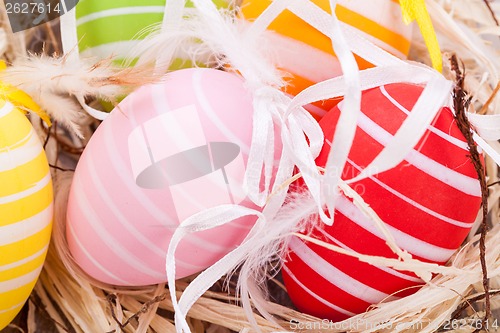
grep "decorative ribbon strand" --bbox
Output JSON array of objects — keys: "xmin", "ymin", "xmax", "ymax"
[
  {"xmin": 59, "ymin": 8, "xmax": 115, "ymax": 121},
  {"xmin": 399, "ymin": 0, "xmax": 443, "ymax": 72}
]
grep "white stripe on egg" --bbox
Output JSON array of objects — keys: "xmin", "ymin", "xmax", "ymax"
[
  {"xmin": 288, "ymin": 237, "xmax": 395, "ymax": 303},
  {"xmin": 0, "ymin": 300, "xmax": 26, "ymax": 315},
  {"xmin": 341, "ymin": 0, "xmax": 412, "ymax": 41},
  {"xmin": 85, "ymin": 150, "xmax": 169, "ymax": 258},
  {"xmin": 192, "ymin": 69, "xmax": 251, "ymax": 154},
  {"xmin": 0, "ymin": 246, "xmax": 48, "ymax": 272},
  {"xmin": 0, "ymin": 103, "xmax": 14, "ymax": 119},
  {"xmin": 337, "ymin": 102, "xmax": 482, "ymax": 196},
  {"xmin": 76, "ymin": 6, "xmax": 166, "ymax": 25},
  {"xmin": 0, "ymin": 266, "xmax": 43, "ymax": 293},
  {"xmin": 282, "ymin": 264, "xmax": 356, "ymax": 317},
  {"xmin": 0, "ymin": 131, "xmax": 32, "ymax": 153},
  {"xmin": 72, "ymin": 175, "xmax": 166, "ymax": 280},
  {"xmin": 0, "ymin": 131, "xmax": 43, "ymax": 172},
  {"xmin": 345, "ymin": 157, "xmax": 474, "ymax": 228},
  {"xmin": 335, "ymin": 195, "xmax": 457, "ymax": 262},
  {"xmin": 0, "ymin": 204, "xmax": 52, "ymax": 246},
  {"xmin": 314, "ymin": 227, "xmax": 423, "ymax": 283},
  {"xmin": 380, "ymin": 86, "xmax": 469, "ymax": 150},
  {"xmin": 0, "ymin": 172, "xmax": 51, "ymax": 205},
  {"xmin": 260, "ymin": 29, "xmax": 342, "ymax": 84},
  {"xmin": 66, "ymin": 220, "xmax": 132, "ymax": 285}
]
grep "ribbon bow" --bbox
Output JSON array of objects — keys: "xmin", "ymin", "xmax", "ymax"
[{"xmin": 399, "ymin": 0, "xmax": 443, "ymax": 72}]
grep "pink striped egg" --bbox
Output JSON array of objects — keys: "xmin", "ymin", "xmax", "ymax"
[
  {"xmin": 66, "ymin": 68, "xmax": 261, "ymax": 286},
  {"xmin": 282, "ymin": 83, "xmax": 482, "ymax": 320}
]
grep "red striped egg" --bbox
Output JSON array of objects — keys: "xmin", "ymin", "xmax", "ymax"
[
  {"xmin": 66, "ymin": 68, "xmax": 264, "ymax": 286},
  {"xmin": 282, "ymin": 83, "xmax": 481, "ymax": 320}
]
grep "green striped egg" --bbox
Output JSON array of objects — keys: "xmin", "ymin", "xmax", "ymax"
[
  {"xmin": 76, "ymin": 0, "xmax": 230, "ymax": 110},
  {"xmin": 76, "ymin": 0, "xmax": 230, "ymax": 66}
]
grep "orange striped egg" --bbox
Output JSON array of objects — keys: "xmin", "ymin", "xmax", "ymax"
[
  {"xmin": 282, "ymin": 83, "xmax": 481, "ymax": 320},
  {"xmin": 239, "ymin": 0, "xmax": 413, "ymax": 119},
  {"xmin": 0, "ymin": 100, "xmax": 53, "ymax": 329}
]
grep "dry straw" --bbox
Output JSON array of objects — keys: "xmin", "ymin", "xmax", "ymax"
[{"xmin": 2, "ymin": 0, "xmax": 500, "ymax": 332}]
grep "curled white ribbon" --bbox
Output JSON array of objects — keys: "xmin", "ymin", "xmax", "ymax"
[
  {"xmin": 188, "ymin": 0, "xmax": 323, "ymax": 209},
  {"xmin": 320, "ymin": 0, "xmax": 361, "ymax": 225},
  {"xmin": 153, "ymin": 0, "xmax": 187, "ymax": 73},
  {"xmin": 468, "ymin": 113, "xmax": 500, "ymax": 144},
  {"xmin": 245, "ymin": 87, "xmax": 279, "ymax": 206},
  {"xmin": 60, "ymin": 7, "xmax": 79, "ymax": 61},
  {"xmin": 166, "ymin": 205, "xmax": 266, "ymax": 333},
  {"xmin": 59, "ymin": 7, "xmax": 110, "ymax": 121}
]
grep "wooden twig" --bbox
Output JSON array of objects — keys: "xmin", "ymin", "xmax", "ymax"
[
  {"xmin": 479, "ymin": 81, "xmax": 500, "ymax": 115},
  {"xmin": 449, "ymin": 54, "xmax": 491, "ymax": 328},
  {"xmin": 483, "ymin": 0, "xmax": 500, "ymax": 26}
]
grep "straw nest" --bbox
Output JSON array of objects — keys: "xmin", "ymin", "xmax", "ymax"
[{"xmin": 2, "ymin": 0, "xmax": 500, "ymax": 332}]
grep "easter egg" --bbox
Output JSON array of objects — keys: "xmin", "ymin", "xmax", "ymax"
[
  {"xmin": 76, "ymin": 0, "xmax": 231, "ymax": 111},
  {"xmin": 239, "ymin": 0, "xmax": 413, "ymax": 119},
  {"xmin": 0, "ymin": 101, "xmax": 53, "ymax": 329},
  {"xmin": 281, "ymin": 83, "xmax": 481, "ymax": 321},
  {"xmin": 76, "ymin": 0, "xmax": 229, "ymax": 66},
  {"xmin": 66, "ymin": 68, "xmax": 265, "ymax": 286}
]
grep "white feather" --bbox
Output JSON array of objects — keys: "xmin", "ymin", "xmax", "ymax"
[
  {"xmin": 128, "ymin": 6, "xmax": 285, "ymax": 89},
  {"xmin": 228, "ymin": 191, "xmax": 319, "ymax": 329},
  {"xmin": 33, "ymin": 92, "xmax": 84, "ymax": 137},
  {"xmin": 0, "ymin": 55, "xmax": 142, "ymax": 136}
]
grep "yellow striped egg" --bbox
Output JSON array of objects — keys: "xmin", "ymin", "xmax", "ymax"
[
  {"xmin": 0, "ymin": 99, "xmax": 53, "ymax": 330},
  {"xmin": 239, "ymin": 0, "xmax": 413, "ymax": 119}
]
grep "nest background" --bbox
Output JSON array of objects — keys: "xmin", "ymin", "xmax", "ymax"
[{"xmin": 2, "ymin": 0, "xmax": 500, "ymax": 332}]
